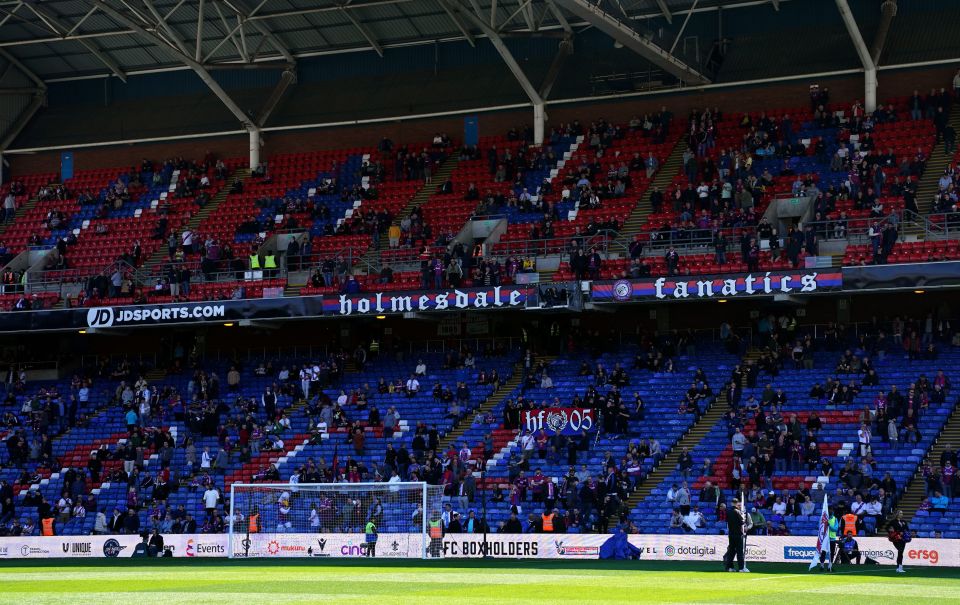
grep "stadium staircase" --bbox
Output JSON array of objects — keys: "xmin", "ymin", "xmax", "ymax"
[
  {"xmin": 611, "ymin": 347, "xmax": 754, "ymax": 520},
  {"xmin": 897, "ymin": 401, "xmax": 960, "ymax": 525},
  {"xmin": 140, "ymin": 167, "xmax": 251, "ymax": 270},
  {"xmin": 360, "ymin": 156, "xmax": 460, "ymax": 269},
  {"xmin": 437, "ymin": 358, "xmax": 530, "ymax": 451},
  {"xmin": 915, "ymin": 109, "xmax": 960, "ymax": 215},
  {"xmin": 615, "ymin": 138, "xmax": 685, "ymax": 245}
]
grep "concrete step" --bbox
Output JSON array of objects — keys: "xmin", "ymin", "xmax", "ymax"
[
  {"xmin": 141, "ymin": 168, "xmax": 251, "ymax": 270},
  {"xmin": 437, "ymin": 359, "xmax": 539, "ymax": 452}
]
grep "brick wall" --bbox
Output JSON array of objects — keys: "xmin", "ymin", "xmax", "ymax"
[{"xmin": 9, "ymin": 64, "xmax": 956, "ymax": 177}]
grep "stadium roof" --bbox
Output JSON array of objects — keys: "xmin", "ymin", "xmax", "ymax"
[{"xmin": 0, "ymin": 0, "xmax": 747, "ymax": 82}]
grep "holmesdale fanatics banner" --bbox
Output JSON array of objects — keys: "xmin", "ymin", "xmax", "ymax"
[
  {"xmin": 521, "ymin": 407, "xmax": 596, "ymax": 435},
  {"xmin": 591, "ymin": 270, "xmax": 843, "ymax": 302}
]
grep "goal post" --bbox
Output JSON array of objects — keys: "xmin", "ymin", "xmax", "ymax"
[{"xmin": 228, "ymin": 482, "xmax": 446, "ymax": 559}]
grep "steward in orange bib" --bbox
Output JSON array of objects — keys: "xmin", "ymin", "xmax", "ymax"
[
  {"xmin": 841, "ymin": 512, "xmax": 858, "ymax": 536},
  {"xmin": 541, "ymin": 511, "xmax": 555, "ymax": 533}
]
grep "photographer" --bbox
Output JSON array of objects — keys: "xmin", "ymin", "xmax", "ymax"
[{"xmin": 838, "ymin": 531, "xmax": 861, "ymax": 565}]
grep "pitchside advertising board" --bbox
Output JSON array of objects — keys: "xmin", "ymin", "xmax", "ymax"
[
  {"xmin": 0, "ymin": 534, "xmax": 956, "ymax": 566},
  {"xmin": 0, "ymin": 535, "xmax": 226, "ymax": 558}
]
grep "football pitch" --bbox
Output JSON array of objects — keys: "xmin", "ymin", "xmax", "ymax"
[{"xmin": 1, "ymin": 559, "xmax": 959, "ymax": 605}]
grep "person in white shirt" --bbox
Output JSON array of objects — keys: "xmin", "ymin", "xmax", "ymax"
[
  {"xmin": 57, "ymin": 495, "xmax": 72, "ymax": 522},
  {"xmin": 181, "ymin": 229, "xmax": 194, "ymax": 254},
  {"xmin": 337, "ymin": 390, "xmax": 348, "ymax": 406},
  {"xmin": 520, "ymin": 432, "xmax": 535, "ymax": 461},
  {"xmin": 300, "ymin": 367, "xmax": 311, "ymax": 399},
  {"xmin": 200, "ymin": 447, "xmax": 212, "ymax": 470},
  {"xmin": 388, "ymin": 470, "xmax": 402, "ymax": 493},
  {"xmin": 414, "ymin": 360, "xmax": 427, "ymax": 376},
  {"xmin": 72, "ymin": 502, "xmax": 86, "ymax": 518},
  {"xmin": 93, "ymin": 509, "xmax": 109, "ymax": 534},
  {"xmin": 858, "ymin": 423, "xmax": 872, "ymax": 457},
  {"xmin": 202, "ymin": 487, "xmax": 220, "ymax": 516},
  {"xmin": 682, "ymin": 507, "xmax": 705, "ymax": 532},
  {"xmin": 666, "ymin": 483, "xmax": 678, "ymax": 503},
  {"xmin": 405, "ymin": 375, "xmax": 420, "ymax": 397},
  {"xmin": 540, "ymin": 374, "xmax": 554, "ymax": 389},
  {"xmin": 771, "ymin": 497, "xmax": 787, "ymax": 516},
  {"xmin": 851, "ymin": 495, "xmax": 867, "ymax": 517}
]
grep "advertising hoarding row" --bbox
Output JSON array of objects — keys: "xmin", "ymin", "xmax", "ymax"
[{"xmin": 0, "ymin": 533, "xmax": 954, "ymax": 566}]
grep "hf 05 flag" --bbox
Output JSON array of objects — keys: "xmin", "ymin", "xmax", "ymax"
[{"xmin": 809, "ymin": 494, "xmax": 831, "ymax": 570}]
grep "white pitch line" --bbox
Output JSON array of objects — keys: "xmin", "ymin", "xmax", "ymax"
[{"xmin": 750, "ymin": 568, "xmax": 898, "ymax": 581}]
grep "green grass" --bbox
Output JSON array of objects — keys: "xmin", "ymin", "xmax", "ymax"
[{"xmin": 0, "ymin": 559, "xmax": 959, "ymax": 604}]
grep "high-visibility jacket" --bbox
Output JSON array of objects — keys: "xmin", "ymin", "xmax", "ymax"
[
  {"xmin": 429, "ymin": 520, "xmax": 443, "ymax": 539},
  {"xmin": 541, "ymin": 513, "xmax": 554, "ymax": 532},
  {"xmin": 828, "ymin": 515, "xmax": 839, "ymax": 540},
  {"xmin": 249, "ymin": 255, "xmax": 261, "ymax": 269},
  {"xmin": 842, "ymin": 513, "xmax": 858, "ymax": 536},
  {"xmin": 365, "ymin": 521, "xmax": 377, "ymax": 543},
  {"xmin": 41, "ymin": 517, "xmax": 54, "ymax": 536},
  {"xmin": 264, "ymin": 254, "xmax": 277, "ymax": 269},
  {"xmin": 248, "ymin": 514, "xmax": 259, "ymax": 534}
]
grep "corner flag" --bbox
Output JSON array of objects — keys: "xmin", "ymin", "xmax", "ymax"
[{"xmin": 809, "ymin": 494, "xmax": 831, "ymax": 570}]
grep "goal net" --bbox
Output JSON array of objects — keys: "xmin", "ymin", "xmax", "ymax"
[{"xmin": 228, "ymin": 482, "xmax": 446, "ymax": 559}]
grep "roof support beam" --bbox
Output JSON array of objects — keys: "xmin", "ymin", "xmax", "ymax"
[
  {"xmin": 65, "ymin": 5, "xmax": 98, "ymax": 36},
  {"xmin": 545, "ymin": 0, "xmax": 571, "ymax": 34},
  {"xmin": 870, "ymin": 0, "xmax": 897, "ymax": 66},
  {"xmin": 201, "ymin": 61, "xmax": 294, "ymax": 70},
  {"xmin": 22, "ymin": 0, "xmax": 127, "ymax": 81},
  {"xmin": 89, "ymin": 0, "xmax": 255, "ymax": 130},
  {"xmin": 195, "ymin": 0, "xmax": 205, "ymax": 61},
  {"xmin": 538, "ymin": 35, "xmax": 572, "ymax": 100},
  {"xmin": 438, "ymin": 0, "xmax": 475, "ymax": 47},
  {"xmin": 0, "ymin": 86, "xmax": 43, "ymax": 94},
  {"xmin": 454, "ymin": 3, "xmax": 545, "ymax": 143},
  {"xmin": 654, "ymin": 0, "xmax": 673, "ymax": 23},
  {"xmin": 770, "ymin": 0, "xmax": 780, "ymax": 11},
  {"xmin": 140, "ymin": 0, "xmax": 190, "ymax": 56},
  {"xmin": 0, "ymin": 47, "xmax": 45, "ymax": 90},
  {"xmin": 0, "ymin": 92, "xmax": 43, "ymax": 150},
  {"xmin": 245, "ymin": 0, "xmax": 415, "ymax": 22},
  {"xmin": 456, "ymin": 5, "xmax": 542, "ymax": 105},
  {"xmin": 256, "ymin": 68, "xmax": 296, "ymax": 127},
  {"xmin": 223, "ymin": 0, "xmax": 296, "ymax": 63},
  {"xmin": 212, "ymin": 1, "xmax": 248, "ymax": 62},
  {"xmin": 668, "ymin": 0, "xmax": 698, "ymax": 55},
  {"xmin": 835, "ymin": 0, "xmax": 876, "ymax": 112},
  {"xmin": 342, "ymin": 9, "xmax": 383, "ymax": 57},
  {"xmin": 553, "ymin": 0, "xmax": 709, "ymax": 85},
  {"xmin": 0, "ymin": 45, "xmax": 45, "ymax": 151}
]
